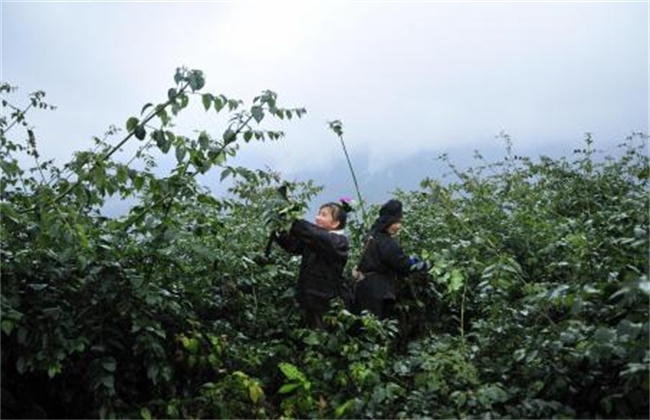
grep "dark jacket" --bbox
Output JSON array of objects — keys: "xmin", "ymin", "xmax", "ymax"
[
  {"xmin": 356, "ymin": 230, "xmax": 410, "ymax": 301},
  {"xmin": 274, "ymin": 220, "xmax": 349, "ymax": 301}
]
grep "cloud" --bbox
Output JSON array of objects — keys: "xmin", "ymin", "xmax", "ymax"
[
  {"xmin": 1, "ymin": 1, "xmax": 647, "ymax": 181},
  {"xmin": 230, "ymin": 2, "xmax": 647, "ymax": 174}
]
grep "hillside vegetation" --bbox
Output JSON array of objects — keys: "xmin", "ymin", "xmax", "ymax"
[{"xmin": 1, "ymin": 70, "xmax": 648, "ymax": 419}]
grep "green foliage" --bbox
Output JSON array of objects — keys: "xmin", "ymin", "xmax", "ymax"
[
  {"xmin": 394, "ymin": 133, "xmax": 649, "ymax": 418},
  {"xmin": 1, "ymin": 74, "xmax": 647, "ymax": 419}
]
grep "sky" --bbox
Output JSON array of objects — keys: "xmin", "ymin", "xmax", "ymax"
[{"xmin": 1, "ymin": 0, "xmax": 648, "ymax": 212}]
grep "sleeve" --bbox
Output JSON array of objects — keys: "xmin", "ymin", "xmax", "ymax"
[
  {"xmin": 377, "ymin": 236, "xmax": 412, "ymax": 276},
  {"xmin": 273, "ymin": 229, "xmax": 304, "ymax": 255},
  {"xmin": 290, "ymin": 220, "xmax": 348, "ymax": 261}
]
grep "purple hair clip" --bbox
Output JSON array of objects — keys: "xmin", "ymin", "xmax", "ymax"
[{"xmin": 339, "ymin": 196, "xmax": 354, "ymax": 212}]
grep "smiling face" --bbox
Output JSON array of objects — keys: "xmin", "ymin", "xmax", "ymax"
[{"xmin": 315, "ymin": 205, "xmax": 341, "ymax": 231}]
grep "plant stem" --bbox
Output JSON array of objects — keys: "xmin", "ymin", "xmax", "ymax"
[
  {"xmin": 460, "ymin": 279, "xmax": 466, "ymax": 340},
  {"xmin": 120, "ymin": 114, "xmax": 254, "ymax": 230},
  {"xmin": 3, "ymin": 102, "xmax": 34, "ymax": 135},
  {"xmin": 19, "ymin": 81, "xmax": 191, "ymax": 214},
  {"xmin": 335, "ymin": 130, "xmax": 367, "ymax": 224}
]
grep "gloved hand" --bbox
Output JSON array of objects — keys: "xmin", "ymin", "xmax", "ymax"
[{"xmin": 409, "ymin": 256, "xmax": 431, "ymax": 272}]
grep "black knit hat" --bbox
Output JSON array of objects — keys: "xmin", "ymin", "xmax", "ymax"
[{"xmin": 370, "ymin": 199, "xmax": 403, "ymax": 233}]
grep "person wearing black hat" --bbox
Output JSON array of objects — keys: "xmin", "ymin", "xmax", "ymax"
[
  {"xmin": 274, "ymin": 201, "xmax": 349, "ymax": 329},
  {"xmin": 353, "ymin": 199, "xmax": 429, "ymax": 319}
]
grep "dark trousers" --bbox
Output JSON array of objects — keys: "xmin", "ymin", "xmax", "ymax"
[
  {"xmin": 298, "ymin": 293, "xmax": 330, "ymax": 329},
  {"xmin": 354, "ymin": 291, "xmax": 395, "ymax": 319},
  {"xmin": 353, "ymin": 276, "xmax": 396, "ymax": 319}
]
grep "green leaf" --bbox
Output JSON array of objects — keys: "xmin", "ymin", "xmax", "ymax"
[
  {"xmin": 278, "ymin": 383, "xmax": 301, "ymax": 394},
  {"xmin": 335, "ymin": 399, "xmax": 356, "ymax": 418},
  {"xmin": 0, "ymin": 203, "xmax": 19, "ymax": 223},
  {"xmin": 48, "ymin": 362, "xmax": 62, "ymax": 378},
  {"xmin": 513, "ymin": 348, "xmax": 526, "ymax": 362},
  {"xmin": 448, "ymin": 269, "xmax": 464, "ymax": 293},
  {"xmin": 269, "ymin": 130, "xmax": 284, "ymax": 141},
  {"xmin": 188, "ymin": 70, "xmax": 205, "ymax": 91},
  {"xmin": 168, "ymin": 88, "xmax": 177, "ymax": 101},
  {"xmin": 482, "ymin": 384, "xmax": 509, "ymax": 403},
  {"xmin": 251, "ymin": 106, "xmax": 264, "ymax": 123},
  {"xmin": 249, "ymin": 382, "xmax": 264, "ymax": 403},
  {"xmin": 101, "ymin": 374, "xmax": 115, "ymax": 390},
  {"xmin": 220, "ymin": 168, "xmax": 232, "ymax": 182},
  {"xmin": 160, "ymin": 139, "xmax": 171, "ymax": 154},
  {"xmin": 165, "ymin": 130, "xmax": 175, "ymax": 143},
  {"xmin": 202, "ymin": 93, "xmax": 214, "ymax": 111},
  {"xmin": 198, "ymin": 132, "xmax": 210, "ymax": 150},
  {"xmin": 156, "ymin": 107, "xmax": 170, "ymax": 126},
  {"xmin": 328, "ymin": 120, "xmax": 343, "ymax": 137},
  {"xmin": 75, "ymin": 223, "xmax": 89, "ymax": 249},
  {"xmin": 134, "ymin": 125, "xmax": 146, "ymax": 140},
  {"xmin": 153, "ymin": 131, "xmax": 172, "ymax": 154},
  {"xmin": 1, "ymin": 320, "xmax": 14, "ymax": 335},
  {"xmin": 126, "ymin": 117, "xmax": 139, "ymax": 132},
  {"xmin": 102, "ymin": 358, "xmax": 117, "ymax": 372},
  {"xmin": 175, "ymin": 145, "xmax": 187, "ymax": 163},
  {"xmin": 181, "ymin": 336, "xmax": 199, "ymax": 352},
  {"xmin": 116, "ymin": 165, "xmax": 129, "ymax": 184},
  {"xmin": 179, "ymin": 93, "xmax": 189, "ymax": 109},
  {"xmin": 174, "ymin": 69, "xmax": 184, "ymax": 84},
  {"xmin": 214, "ymin": 96, "xmax": 225, "ymax": 112},
  {"xmin": 133, "ymin": 175, "xmax": 145, "ymax": 190},
  {"xmin": 140, "ymin": 407, "xmax": 152, "ymax": 420},
  {"xmin": 279, "ymin": 362, "xmax": 305, "ymax": 382},
  {"xmin": 223, "ymin": 129, "xmax": 236, "ymax": 144},
  {"xmin": 140, "ymin": 103, "xmax": 153, "ymax": 115},
  {"xmin": 227, "ymin": 99, "xmax": 239, "ymax": 111},
  {"xmin": 302, "ymin": 332, "xmax": 320, "ymax": 346},
  {"xmin": 208, "ymin": 150, "xmax": 226, "ymax": 166},
  {"xmin": 153, "ymin": 129, "xmax": 164, "ymax": 145},
  {"xmin": 593, "ymin": 327, "xmax": 616, "ymax": 344}
]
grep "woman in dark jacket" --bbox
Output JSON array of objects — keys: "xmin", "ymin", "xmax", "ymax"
[
  {"xmin": 354, "ymin": 199, "xmax": 429, "ymax": 319},
  {"xmin": 274, "ymin": 202, "xmax": 349, "ymax": 329}
]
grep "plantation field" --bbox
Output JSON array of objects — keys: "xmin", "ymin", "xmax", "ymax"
[{"xmin": 1, "ymin": 70, "xmax": 648, "ymax": 419}]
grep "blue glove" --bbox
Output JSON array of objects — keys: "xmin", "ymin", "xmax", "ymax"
[{"xmin": 409, "ymin": 256, "xmax": 431, "ymax": 272}]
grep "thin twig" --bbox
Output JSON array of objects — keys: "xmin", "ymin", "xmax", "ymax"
[
  {"xmin": 19, "ymin": 81, "xmax": 191, "ymax": 213},
  {"xmin": 330, "ymin": 122, "xmax": 368, "ymax": 224}
]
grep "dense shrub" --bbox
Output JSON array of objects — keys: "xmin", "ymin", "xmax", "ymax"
[{"xmin": 1, "ymin": 73, "xmax": 648, "ymax": 419}]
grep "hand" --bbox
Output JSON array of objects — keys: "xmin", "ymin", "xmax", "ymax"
[
  {"xmin": 271, "ymin": 230, "xmax": 288, "ymax": 243},
  {"xmin": 409, "ymin": 256, "xmax": 431, "ymax": 272}
]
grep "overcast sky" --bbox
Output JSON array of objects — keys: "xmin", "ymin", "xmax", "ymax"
[{"xmin": 1, "ymin": 0, "xmax": 648, "ymax": 208}]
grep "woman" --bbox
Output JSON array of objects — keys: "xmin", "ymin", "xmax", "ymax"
[
  {"xmin": 274, "ymin": 201, "xmax": 349, "ymax": 329},
  {"xmin": 354, "ymin": 199, "xmax": 429, "ymax": 319}
]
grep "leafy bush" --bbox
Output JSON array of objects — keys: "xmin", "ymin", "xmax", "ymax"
[{"xmin": 1, "ymin": 73, "xmax": 648, "ymax": 419}]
